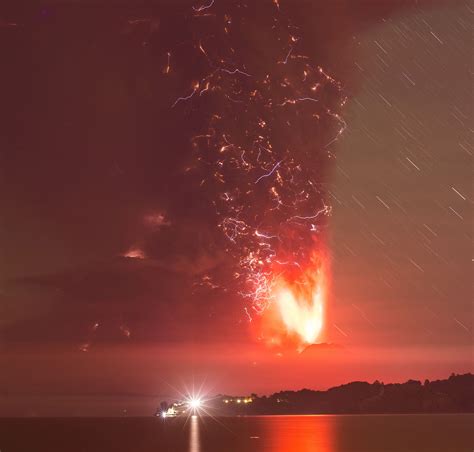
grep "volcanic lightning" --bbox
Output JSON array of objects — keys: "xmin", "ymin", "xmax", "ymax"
[{"xmin": 167, "ymin": 0, "xmax": 346, "ymax": 350}]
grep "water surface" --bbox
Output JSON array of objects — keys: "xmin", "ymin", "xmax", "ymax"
[{"xmin": 0, "ymin": 414, "xmax": 471, "ymax": 452}]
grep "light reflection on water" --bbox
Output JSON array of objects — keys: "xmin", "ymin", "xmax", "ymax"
[
  {"xmin": 261, "ymin": 415, "xmax": 334, "ymax": 452},
  {"xmin": 187, "ymin": 414, "xmax": 334, "ymax": 452},
  {"xmin": 0, "ymin": 413, "xmax": 472, "ymax": 452},
  {"xmin": 183, "ymin": 414, "xmax": 473, "ymax": 452},
  {"xmin": 189, "ymin": 415, "xmax": 200, "ymax": 452}
]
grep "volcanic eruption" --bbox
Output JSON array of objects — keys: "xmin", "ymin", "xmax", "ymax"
[{"xmin": 168, "ymin": 0, "xmax": 345, "ymax": 350}]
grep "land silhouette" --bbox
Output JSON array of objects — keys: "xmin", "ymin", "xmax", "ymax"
[
  {"xmin": 213, "ymin": 373, "xmax": 474, "ymax": 415},
  {"xmin": 204, "ymin": 373, "xmax": 474, "ymax": 415}
]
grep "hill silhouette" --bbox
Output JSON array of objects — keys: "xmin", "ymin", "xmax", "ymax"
[{"xmin": 213, "ymin": 373, "xmax": 474, "ymax": 415}]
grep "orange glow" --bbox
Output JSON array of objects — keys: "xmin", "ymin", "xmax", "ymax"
[
  {"xmin": 257, "ymin": 252, "xmax": 328, "ymax": 352},
  {"xmin": 263, "ymin": 415, "xmax": 335, "ymax": 452},
  {"xmin": 122, "ymin": 247, "xmax": 145, "ymax": 259},
  {"xmin": 275, "ymin": 282, "xmax": 324, "ymax": 345}
]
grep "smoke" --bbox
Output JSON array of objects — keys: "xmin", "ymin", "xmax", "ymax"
[{"xmin": 166, "ymin": 0, "xmax": 345, "ymax": 347}]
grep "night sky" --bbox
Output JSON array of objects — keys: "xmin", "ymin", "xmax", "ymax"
[{"xmin": 0, "ymin": 0, "xmax": 471, "ymax": 416}]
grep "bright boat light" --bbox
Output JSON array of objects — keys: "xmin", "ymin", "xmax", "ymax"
[{"xmin": 189, "ymin": 398, "xmax": 202, "ymax": 409}]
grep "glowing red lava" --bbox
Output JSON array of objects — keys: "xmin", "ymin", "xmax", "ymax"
[{"xmin": 256, "ymin": 252, "xmax": 328, "ymax": 352}]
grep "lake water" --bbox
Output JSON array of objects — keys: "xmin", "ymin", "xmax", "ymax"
[{"xmin": 0, "ymin": 414, "xmax": 472, "ymax": 452}]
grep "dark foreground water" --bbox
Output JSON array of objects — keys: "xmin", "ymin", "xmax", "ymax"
[{"xmin": 0, "ymin": 414, "xmax": 472, "ymax": 452}]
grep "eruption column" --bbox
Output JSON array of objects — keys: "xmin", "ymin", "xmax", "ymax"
[{"xmin": 169, "ymin": 0, "xmax": 346, "ymax": 349}]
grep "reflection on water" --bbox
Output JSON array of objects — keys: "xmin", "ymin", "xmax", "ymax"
[
  {"xmin": 187, "ymin": 414, "xmax": 335, "ymax": 452},
  {"xmin": 0, "ymin": 414, "xmax": 471, "ymax": 452},
  {"xmin": 189, "ymin": 415, "xmax": 200, "ymax": 452},
  {"xmin": 178, "ymin": 413, "xmax": 474, "ymax": 452},
  {"xmin": 261, "ymin": 415, "xmax": 334, "ymax": 452}
]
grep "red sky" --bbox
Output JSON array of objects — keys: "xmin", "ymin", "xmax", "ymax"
[{"xmin": 0, "ymin": 0, "xmax": 471, "ymax": 416}]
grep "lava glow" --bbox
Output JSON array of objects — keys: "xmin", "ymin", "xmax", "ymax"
[
  {"xmin": 258, "ymin": 254, "xmax": 327, "ymax": 350},
  {"xmin": 275, "ymin": 283, "xmax": 323, "ymax": 345}
]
